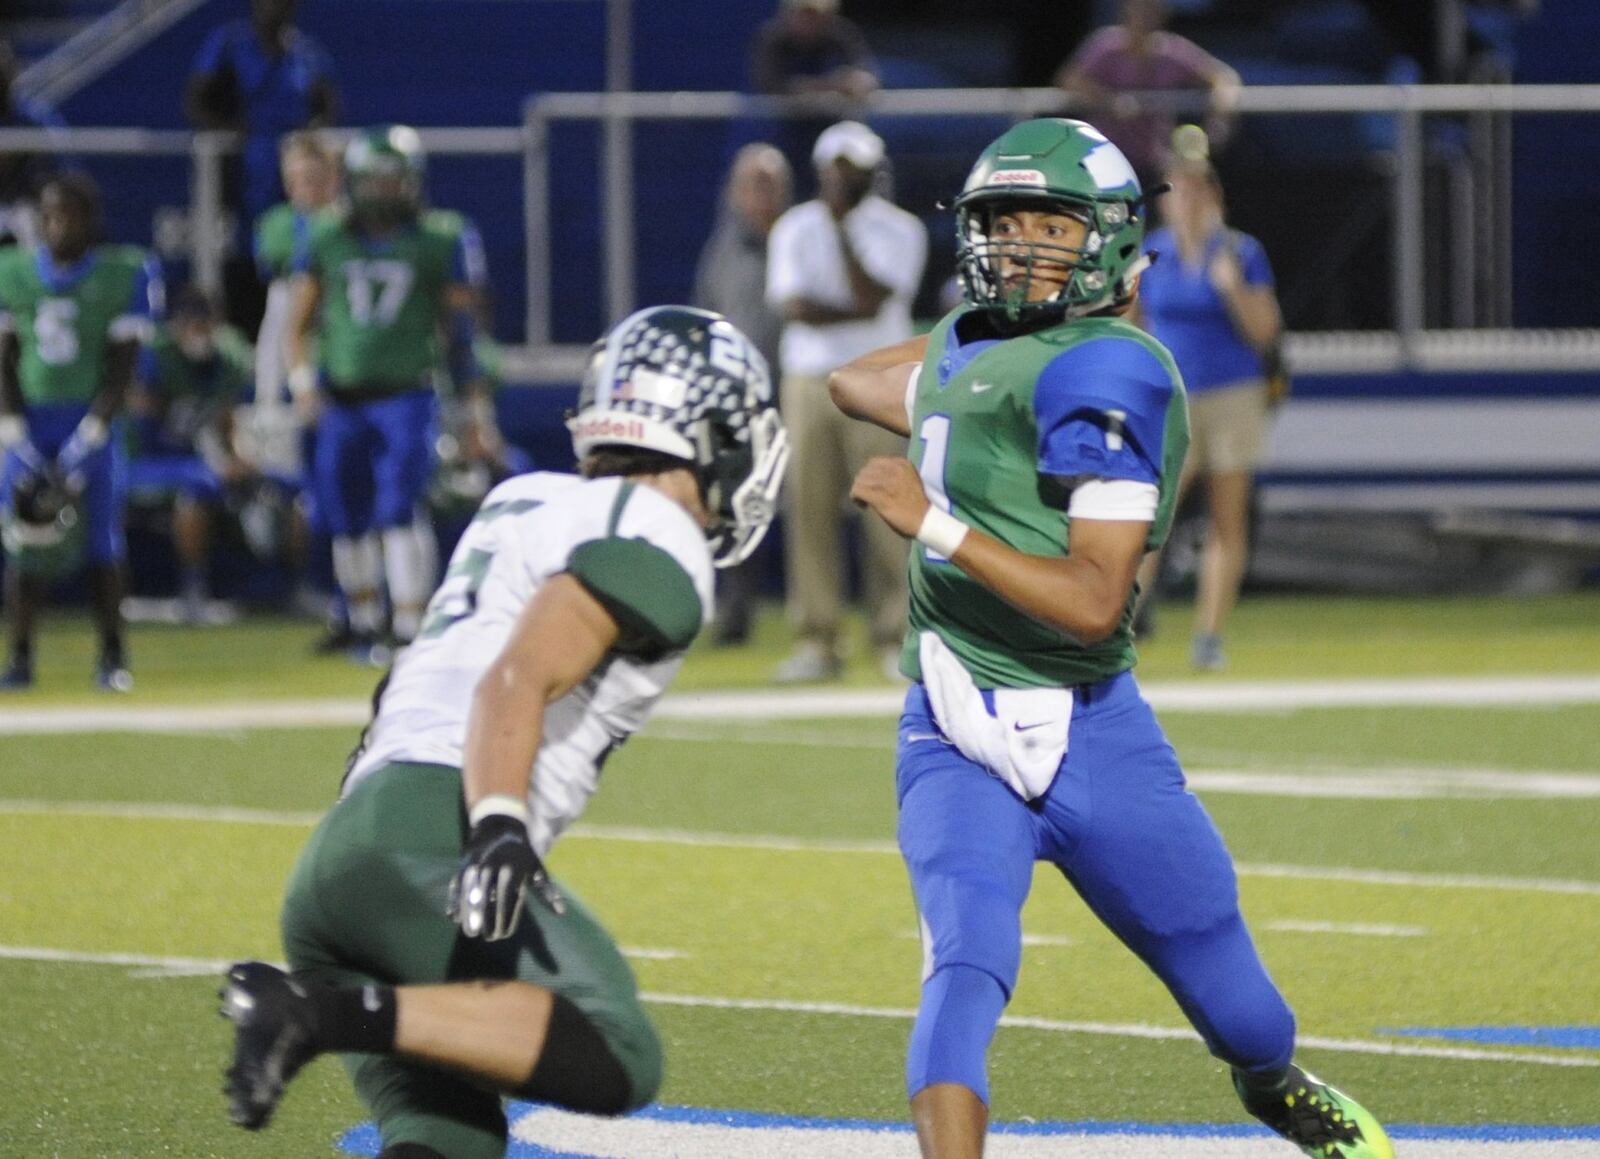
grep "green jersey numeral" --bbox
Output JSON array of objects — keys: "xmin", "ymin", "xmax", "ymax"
[
  {"xmin": 418, "ymin": 548, "xmax": 493, "ymax": 639},
  {"xmin": 341, "ymin": 259, "xmax": 415, "ymax": 327}
]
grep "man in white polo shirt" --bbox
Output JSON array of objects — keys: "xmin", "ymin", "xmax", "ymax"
[{"xmin": 766, "ymin": 120, "xmax": 927, "ymax": 683}]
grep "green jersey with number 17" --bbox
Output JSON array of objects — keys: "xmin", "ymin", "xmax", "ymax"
[
  {"xmin": 306, "ymin": 208, "xmax": 485, "ymax": 392},
  {"xmin": 902, "ymin": 309, "xmax": 1189, "ymax": 689},
  {"xmin": 344, "ymin": 471, "xmax": 714, "ymax": 856},
  {"xmin": 0, "ymin": 245, "xmax": 160, "ymax": 406}
]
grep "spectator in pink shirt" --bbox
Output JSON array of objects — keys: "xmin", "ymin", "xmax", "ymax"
[{"xmin": 1054, "ymin": 0, "xmax": 1240, "ymax": 183}]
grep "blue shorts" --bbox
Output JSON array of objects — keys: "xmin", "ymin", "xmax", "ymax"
[
  {"xmin": 127, "ymin": 455, "xmax": 223, "ymax": 503},
  {"xmin": 313, "ymin": 389, "xmax": 436, "ymax": 537},
  {"xmin": 896, "ymin": 672, "xmax": 1295, "ymax": 1073},
  {"xmin": 1, "ymin": 402, "xmax": 125, "ymax": 565}
]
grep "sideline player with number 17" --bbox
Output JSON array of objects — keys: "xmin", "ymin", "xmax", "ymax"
[
  {"xmin": 834, "ymin": 118, "xmax": 1393, "ymax": 1158},
  {"xmin": 287, "ymin": 124, "xmax": 487, "ymax": 657}
]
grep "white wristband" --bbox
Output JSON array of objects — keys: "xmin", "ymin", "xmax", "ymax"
[
  {"xmin": 468, "ymin": 793, "xmax": 531, "ymax": 828},
  {"xmin": 288, "ymin": 364, "xmax": 317, "ymax": 400},
  {"xmin": 915, "ymin": 506, "xmax": 969, "ymax": 558},
  {"xmin": 75, "ymin": 414, "xmax": 108, "ymax": 450},
  {"xmin": 0, "ymin": 414, "xmax": 26, "ymax": 449}
]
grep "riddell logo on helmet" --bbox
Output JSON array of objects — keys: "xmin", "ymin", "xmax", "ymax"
[
  {"xmin": 987, "ymin": 169, "xmax": 1047, "ymax": 187},
  {"xmin": 573, "ymin": 415, "xmax": 647, "ymax": 442}
]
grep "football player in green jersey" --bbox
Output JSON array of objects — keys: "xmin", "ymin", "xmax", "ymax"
[
  {"xmin": 253, "ymin": 129, "xmax": 339, "ymax": 410},
  {"xmin": 128, "ymin": 284, "xmax": 273, "ymax": 623},
  {"xmin": 833, "ymin": 119, "xmax": 1393, "ymax": 1159},
  {"xmin": 0, "ymin": 172, "xmax": 162, "ymax": 691},
  {"xmin": 287, "ymin": 125, "xmax": 488, "ymax": 657}
]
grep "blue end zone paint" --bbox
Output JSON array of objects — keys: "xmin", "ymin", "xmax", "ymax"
[
  {"xmin": 1386, "ymin": 1026, "xmax": 1600, "ymax": 1050},
  {"xmin": 337, "ymin": 1104, "xmax": 1600, "ymax": 1155},
  {"xmin": 338, "ymin": 1122, "xmax": 598, "ymax": 1159}
]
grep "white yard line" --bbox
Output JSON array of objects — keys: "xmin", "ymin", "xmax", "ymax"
[
  {"xmin": 1, "ymin": 674, "xmax": 1598, "ymax": 735},
  {"xmin": 1263, "ymin": 920, "xmax": 1429, "ymax": 937},
  {"xmin": 5, "ymin": 801, "xmax": 1600, "ymax": 897},
  {"xmin": 0, "ymin": 943, "xmax": 681, "ymax": 975},
  {"xmin": 0, "ymin": 944, "xmax": 1589, "ymax": 1070},
  {"xmin": 638, "ymin": 993, "xmax": 1598, "ymax": 1068}
]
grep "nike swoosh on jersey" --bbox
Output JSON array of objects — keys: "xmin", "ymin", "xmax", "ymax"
[
  {"xmin": 1012, "ymin": 720, "xmax": 1054, "ymax": 732},
  {"xmin": 971, "ymin": 381, "xmax": 998, "ymax": 393}
]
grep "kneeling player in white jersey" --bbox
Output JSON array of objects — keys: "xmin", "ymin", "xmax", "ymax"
[{"xmin": 219, "ymin": 306, "xmax": 787, "ymax": 1159}]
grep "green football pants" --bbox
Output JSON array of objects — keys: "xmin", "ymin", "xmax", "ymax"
[{"xmin": 280, "ymin": 761, "xmax": 662, "ymax": 1158}]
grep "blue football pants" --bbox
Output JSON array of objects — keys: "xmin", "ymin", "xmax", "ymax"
[{"xmin": 896, "ymin": 672, "xmax": 1295, "ymax": 1104}]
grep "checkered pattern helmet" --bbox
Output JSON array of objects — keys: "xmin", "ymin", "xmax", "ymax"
[{"xmin": 569, "ymin": 306, "xmax": 789, "ymax": 568}]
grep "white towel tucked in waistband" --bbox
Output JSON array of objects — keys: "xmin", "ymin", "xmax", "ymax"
[{"xmin": 918, "ymin": 631, "xmax": 1071, "ymax": 801}]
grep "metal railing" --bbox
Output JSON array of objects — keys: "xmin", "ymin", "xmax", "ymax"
[
  {"xmin": 7, "ymin": 83, "xmax": 1600, "ymax": 384},
  {"xmin": 523, "ymin": 83, "xmax": 1600, "ymax": 380}
]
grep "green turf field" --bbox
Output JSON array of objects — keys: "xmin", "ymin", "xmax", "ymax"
[{"xmin": 1, "ymin": 595, "xmax": 1598, "ymax": 1156}]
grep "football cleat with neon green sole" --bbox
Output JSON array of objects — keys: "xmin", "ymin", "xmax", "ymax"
[{"xmin": 1234, "ymin": 1064, "xmax": 1396, "ymax": 1158}]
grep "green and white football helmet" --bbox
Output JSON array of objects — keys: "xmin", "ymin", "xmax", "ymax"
[
  {"xmin": 569, "ymin": 306, "xmax": 789, "ymax": 569},
  {"xmin": 344, "ymin": 125, "xmax": 425, "ymax": 228},
  {"xmin": 952, "ymin": 118, "xmax": 1149, "ymax": 325}
]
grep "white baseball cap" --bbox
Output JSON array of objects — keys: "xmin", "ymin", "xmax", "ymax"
[{"xmin": 812, "ymin": 121, "xmax": 885, "ymax": 170}]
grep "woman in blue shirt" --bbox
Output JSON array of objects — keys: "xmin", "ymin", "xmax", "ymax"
[{"xmin": 1134, "ymin": 132, "xmax": 1282, "ymax": 671}]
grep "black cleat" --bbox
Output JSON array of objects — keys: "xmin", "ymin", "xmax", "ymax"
[{"xmin": 219, "ymin": 961, "xmax": 319, "ymax": 1131}]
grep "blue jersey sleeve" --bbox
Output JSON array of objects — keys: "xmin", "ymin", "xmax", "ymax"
[
  {"xmin": 287, "ymin": 212, "xmax": 317, "ymax": 276},
  {"xmin": 110, "ymin": 256, "xmax": 165, "ymax": 343},
  {"xmin": 131, "ymin": 257, "xmax": 166, "ymax": 324},
  {"xmin": 452, "ymin": 220, "xmax": 487, "ymax": 288},
  {"xmin": 1033, "ymin": 337, "xmax": 1176, "ymax": 485}
]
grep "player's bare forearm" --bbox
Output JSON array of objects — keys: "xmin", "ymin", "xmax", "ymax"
[
  {"xmin": 945, "ymin": 524, "xmax": 1145, "ymax": 646},
  {"xmin": 285, "ymin": 275, "xmax": 322, "ymax": 372},
  {"xmin": 851, "ymin": 455, "xmax": 1144, "ymax": 645},
  {"xmin": 828, "ymin": 335, "xmax": 929, "ymax": 436},
  {"xmin": 461, "ymin": 574, "xmax": 620, "ymax": 810},
  {"xmin": 829, "ymin": 363, "xmax": 915, "ymax": 436}
]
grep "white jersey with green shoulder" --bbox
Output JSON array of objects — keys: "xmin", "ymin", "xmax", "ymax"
[{"xmin": 344, "ymin": 471, "xmax": 713, "ymax": 854}]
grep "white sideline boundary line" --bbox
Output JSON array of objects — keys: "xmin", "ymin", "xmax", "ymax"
[
  {"xmin": 0, "ymin": 674, "xmax": 1599, "ymax": 734},
  {"xmin": 0, "ymin": 944, "xmax": 1591, "ymax": 1069},
  {"xmin": 641, "ymin": 993, "xmax": 1600, "ymax": 1069},
  {"xmin": 4, "ymin": 799, "xmax": 1600, "ymax": 897}
]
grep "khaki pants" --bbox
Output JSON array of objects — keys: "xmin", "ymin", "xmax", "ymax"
[{"xmin": 781, "ymin": 371, "xmax": 910, "ymax": 653}]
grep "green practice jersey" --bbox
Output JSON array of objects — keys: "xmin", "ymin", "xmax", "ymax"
[
  {"xmin": 307, "ymin": 208, "xmax": 485, "ymax": 393},
  {"xmin": 0, "ymin": 245, "xmax": 159, "ymax": 406},
  {"xmin": 902, "ymin": 309, "xmax": 1189, "ymax": 689},
  {"xmin": 131, "ymin": 324, "xmax": 253, "ymax": 456},
  {"xmin": 253, "ymin": 202, "xmax": 330, "ymax": 282}
]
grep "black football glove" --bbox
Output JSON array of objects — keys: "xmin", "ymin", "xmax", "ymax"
[{"xmin": 447, "ymin": 812, "xmax": 565, "ymax": 941}]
